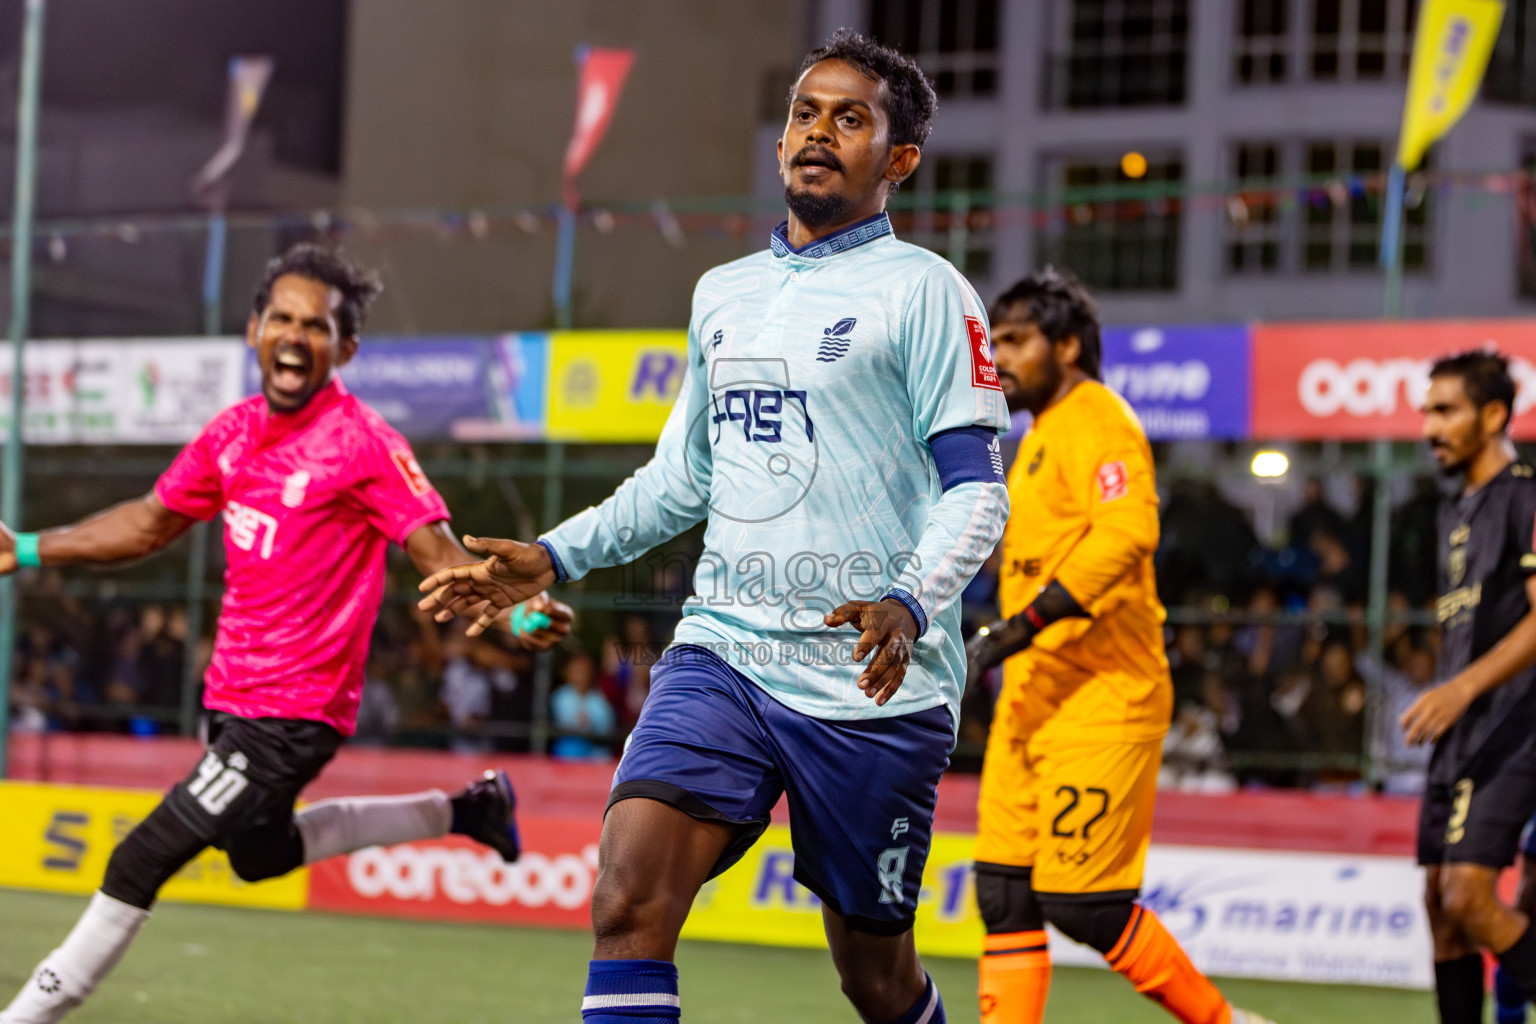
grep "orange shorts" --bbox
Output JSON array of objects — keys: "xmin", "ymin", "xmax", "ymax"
[{"xmin": 974, "ymin": 660, "xmax": 1165, "ymax": 898}]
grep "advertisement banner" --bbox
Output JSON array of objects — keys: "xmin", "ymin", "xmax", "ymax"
[
  {"xmin": 0, "ymin": 339, "xmax": 245, "ymax": 444},
  {"xmin": 1251, "ymin": 320, "xmax": 1536, "ymax": 440},
  {"xmin": 450, "ymin": 333, "xmax": 550, "ymax": 441},
  {"xmin": 243, "ymin": 337, "xmax": 496, "ymax": 439},
  {"xmin": 0, "ymin": 782, "xmax": 306, "ymax": 910},
  {"xmin": 545, "ymin": 331, "xmax": 687, "ymax": 442},
  {"xmin": 306, "ymin": 815, "xmax": 599, "ymax": 929},
  {"xmin": 678, "ymin": 832, "xmax": 1431, "ymax": 988},
  {"xmin": 1101, "ymin": 324, "xmax": 1251, "ymax": 440}
]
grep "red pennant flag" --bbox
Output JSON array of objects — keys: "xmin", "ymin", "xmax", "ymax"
[{"xmin": 562, "ymin": 47, "xmax": 635, "ymax": 210}]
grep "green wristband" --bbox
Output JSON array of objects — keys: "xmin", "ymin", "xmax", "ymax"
[
  {"xmin": 510, "ymin": 605, "xmax": 551, "ymax": 636},
  {"xmin": 14, "ymin": 533, "xmax": 40, "ymax": 568}
]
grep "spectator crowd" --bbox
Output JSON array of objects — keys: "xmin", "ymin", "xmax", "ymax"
[{"xmin": 8, "ymin": 465, "xmax": 1454, "ymax": 794}]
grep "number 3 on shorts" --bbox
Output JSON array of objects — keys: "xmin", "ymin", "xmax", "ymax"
[{"xmin": 877, "ymin": 846, "xmax": 910, "ymax": 905}]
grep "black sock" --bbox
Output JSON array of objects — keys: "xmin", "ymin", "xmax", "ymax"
[
  {"xmin": 1435, "ymin": 954, "xmax": 1485, "ymax": 1024},
  {"xmin": 1499, "ymin": 925, "xmax": 1536, "ymax": 998}
]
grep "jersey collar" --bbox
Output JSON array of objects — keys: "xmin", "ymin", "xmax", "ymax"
[
  {"xmin": 257, "ymin": 376, "xmax": 348, "ymax": 446},
  {"xmin": 770, "ymin": 212, "xmax": 893, "ymax": 260}
]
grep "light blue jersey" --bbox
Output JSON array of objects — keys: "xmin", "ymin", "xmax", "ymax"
[{"xmin": 540, "ymin": 213, "xmax": 1009, "ymax": 729}]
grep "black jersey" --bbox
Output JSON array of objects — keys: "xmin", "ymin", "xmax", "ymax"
[{"xmin": 1432, "ymin": 460, "xmax": 1536, "ymax": 779}]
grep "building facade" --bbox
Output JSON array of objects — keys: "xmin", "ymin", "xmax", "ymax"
[{"xmin": 787, "ymin": 0, "xmax": 1536, "ymax": 323}]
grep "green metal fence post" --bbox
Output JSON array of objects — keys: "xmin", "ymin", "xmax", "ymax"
[
  {"xmin": 529, "ymin": 442, "xmax": 567, "ymax": 753},
  {"xmin": 0, "ymin": 0, "xmax": 47, "ymax": 778}
]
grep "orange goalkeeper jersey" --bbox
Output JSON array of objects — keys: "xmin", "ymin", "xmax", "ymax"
[{"xmin": 999, "ymin": 380, "xmax": 1171, "ymax": 740}]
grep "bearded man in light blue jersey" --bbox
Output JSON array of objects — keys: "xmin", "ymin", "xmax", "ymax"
[{"xmin": 419, "ymin": 30, "xmax": 1009, "ymax": 1024}]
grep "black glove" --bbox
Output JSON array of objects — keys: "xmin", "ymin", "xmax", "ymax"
[{"xmin": 964, "ymin": 580, "xmax": 1088, "ymax": 689}]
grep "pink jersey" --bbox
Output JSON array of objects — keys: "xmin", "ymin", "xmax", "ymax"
[{"xmin": 155, "ymin": 378, "xmax": 448, "ymax": 735}]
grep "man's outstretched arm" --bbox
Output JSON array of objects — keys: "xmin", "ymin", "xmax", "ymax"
[
  {"xmin": 0, "ymin": 492, "xmax": 195, "ymax": 574},
  {"xmin": 402, "ymin": 521, "xmax": 572, "ymax": 649},
  {"xmin": 421, "ymin": 336, "xmax": 712, "ymax": 635}
]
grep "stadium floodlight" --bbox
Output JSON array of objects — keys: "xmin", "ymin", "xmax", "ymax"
[
  {"xmin": 1251, "ymin": 451, "xmax": 1289, "ymax": 478},
  {"xmin": 1120, "ymin": 151, "xmax": 1147, "ymax": 179}
]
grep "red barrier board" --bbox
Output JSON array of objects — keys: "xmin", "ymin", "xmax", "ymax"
[
  {"xmin": 1251, "ymin": 320, "xmax": 1536, "ymax": 440},
  {"xmin": 8, "ymin": 734, "xmax": 1420, "ymax": 856},
  {"xmin": 306, "ymin": 816, "xmax": 602, "ymax": 929}
]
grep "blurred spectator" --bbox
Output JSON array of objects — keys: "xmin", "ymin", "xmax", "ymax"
[
  {"xmin": 1232, "ymin": 585, "xmax": 1304, "ymax": 682},
  {"xmin": 104, "ymin": 605, "xmax": 186, "ymax": 732},
  {"xmin": 1160, "ymin": 670, "xmax": 1236, "ymax": 793},
  {"xmin": 13, "ymin": 622, "xmax": 85, "ymax": 731},
  {"xmin": 1288, "ymin": 477, "xmax": 1346, "ymax": 551},
  {"xmin": 1168, "ymin": 624, "xmax": 1212, "ymax": 708},
  {"xmin": 1313, "ymin": 640, "xmax": 1367, "ymax": 786},
  {"xmin": 601, "ymin": 614, "xmax": 655, "ymax": 732},
  {"xmin": 1391, "ymin": 477, "xmax": 1443, "ymax": 607},
  {"xmin": 551, "ymin": 651, "xmax": 616, "ymax": 760},
  {"xmin": 1310, "ymin": 527, "xmax": 1367, "ymax": 606},
  {"xmin": 1363, "ymin": 633, "xmax": 1437, "ymax": 796},
  {"xmin": 354, "ymin": 660, "xmax": 402, "ymax": 746},
  {"xmin": 440, "ymin": 625, "xmax": 519, "ymax": 755},
  {"xmin": 1157, "ymin": 479, "xmax": 1259, "ymax": 605}
]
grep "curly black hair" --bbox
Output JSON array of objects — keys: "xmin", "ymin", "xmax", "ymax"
[
  {"xmin": 251, "ymin": 243, "xmax": 383, "ymax": 338},
  {"xmin": 1430, "ymin": 348, "xmax": 1518, "ymax": 432},
  {"xmin": 790, "ymin": 29, "xmax": 938, "ymax": 150},
  {"xmin": 990, "ymin": 267, "xmax": 1103, "ymax": 380}
]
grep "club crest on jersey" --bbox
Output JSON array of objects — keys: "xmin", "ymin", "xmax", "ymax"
[
  {"xmin": 816, "ymin": 317, "xmax": 856, "ymax": 362},
  {"xmin": 391, "ymin": 450, "xmax": 430, "ymax": 496},
  {"xmin": 1028, "ymin": 446, "xmax": 1045, "ymax": 475},
  {"xmin": 281, "ymin": 470, "xmax": 311, "ymax": 509},
  {"xmin": 1097, "ymin": 461, "xmax": 1129, "ymax": 502},
  {"xmin": 966, "ymin": 316, "xmax": 1002, "ymax": 390}
]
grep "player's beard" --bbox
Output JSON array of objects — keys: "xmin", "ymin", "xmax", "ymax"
[
  {"xmin": 784, "ymin": 184, "xmax": 856, "ymax": 229},
  {"xmin": 1016, "ymin": 360, "xmax": 1064, "ymax": 416}
]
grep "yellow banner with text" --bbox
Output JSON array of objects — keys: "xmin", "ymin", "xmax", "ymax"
[
  {"xmin": 545, "ymin": 330, "xmax": 688, "ymax": 442},
  {"xmin": 680, "ymin": 825, "xmax": 983, "ymax": 957},
  {"xmin": 0, "ymin": 782, "xmax": 307, "ymax": 910}
]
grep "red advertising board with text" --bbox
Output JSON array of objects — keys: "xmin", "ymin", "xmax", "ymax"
[
  {"xmin": 306, "ymin": 815, "xmax": 601, "ymax": 929},
  {"xmin": 1251, "ymin": 321, "xmax": 1536, "ymax": 440}
]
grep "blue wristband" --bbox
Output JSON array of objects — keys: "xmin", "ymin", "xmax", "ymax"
[
  {"xmin": 14, "ymin": 533, "xmax": 39, "ymax": 568},
  {"xmin": 510, "ymin": 605, "xmax": 551, "ymax": 636}
]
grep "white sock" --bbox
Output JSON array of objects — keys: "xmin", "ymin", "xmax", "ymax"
[
  {"xmin": 294, "ymin": 790, "xmax": 451, "ymax": 864},
  {"xmin": 1, "ymin": 891, "xmax": 150, "ymax": 1024}
]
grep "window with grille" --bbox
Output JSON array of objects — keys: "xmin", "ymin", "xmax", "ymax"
[
  {"xmin": 900, "ymin": 155, "xmax": 995, "ymax": 278},
  {"xmin": 869, "ymin": 0, "xmax": 1000, "ymax": 98},
  {"xmin": 1518, "ymin": 143, "xmax": 1536, "ymax": 297},
  {"xmin": 1236, "ymin": 0, "xmax": 1290, "ymax": 83},
  {"xmin": 1224, "ymin": 139, "xmax": 1433, "ymax": 276},
  {"xmin": 1227, "ymin": 143, "xmax": 1286, "ymax": 273},
  {"xmin": 1038, "ymin": 153, "xmax": 1183, "ymax": 291},
  {"xmin": 1486, "ymin": 0, "xmax": 1536, "ymax": 107},
  {"xmin": 1309, "ymin": 0, "xmax": 1417, "ymax": 82},
  {"xmin": 1044, "ymin": 0, "xmax": 1190, "ymax": 109}
]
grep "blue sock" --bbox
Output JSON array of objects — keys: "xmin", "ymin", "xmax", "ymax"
[
  {"xmin": 891, "ymin": 972, "xmax": 945, "ymax": 1024},
  {"xmin": 582, "ymin": 959, "xmax": 680, "ymax": 1022},
  {"xmin": 1497, "ymin": 965, "xmax": 1530, "ymax": 1024}
]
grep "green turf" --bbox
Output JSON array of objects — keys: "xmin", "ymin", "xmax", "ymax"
[{"xmin": 0, "ymin": 888, "xmax": 1440, "ymax": 1022}]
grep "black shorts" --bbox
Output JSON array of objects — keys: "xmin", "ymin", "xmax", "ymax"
[
  {"xmin": 164, "ymin": 712, "xmax": 342, "ymax": 847},
  {"xmin": 1418, "ymin": 731, "xmax": 1536, "ymax": 868}
]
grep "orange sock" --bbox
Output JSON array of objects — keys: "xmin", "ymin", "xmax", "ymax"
[
  {"xmin": 1105, "ymin": 907, "xmax": 1231, "ymax": 1024},
  {"xmin": 979, "ymin": 929, "xmax": 1051, "ymax": 1024}
]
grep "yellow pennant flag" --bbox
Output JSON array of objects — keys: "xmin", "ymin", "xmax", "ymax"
[{"xmin": 1398, "ymin": 0, "xmax": 1505, "ymax": 170}]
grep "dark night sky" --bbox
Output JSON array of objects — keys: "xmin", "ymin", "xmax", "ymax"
[{"xmin": 0, "ymin": 0, "xmax": 347, "ymax": 172}]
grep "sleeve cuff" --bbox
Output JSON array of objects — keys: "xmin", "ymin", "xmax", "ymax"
[
  {"xmin": 536, "ymin": 539, "xmax": 570, "ymax": 584},
  {"xmin": 882, "ymin": 588, "xmax": 929, "ymax": 639}
]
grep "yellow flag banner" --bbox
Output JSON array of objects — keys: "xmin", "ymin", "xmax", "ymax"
[{"xmin": 1397, "ymin": 0, "xmax": 1505, "ymax": 170}]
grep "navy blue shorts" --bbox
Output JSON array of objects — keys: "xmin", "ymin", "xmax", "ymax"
[{"xmin": 610, "ymin": 644, "xmax": 952, "ymax": 935}]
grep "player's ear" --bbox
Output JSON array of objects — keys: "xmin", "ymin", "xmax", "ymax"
[
  {"xmin": 1058, "ymin": 334, "xmax": 1082, "ymax": 370},
  {"xmin": 337, "ymin": 334, "xmax": 360, "ymax": 368},
  {"xmin": 1483, "ymin": 398, "xmax": 1512, "ymax": 437},
  {"xmin": 885, "ymin": 144, "xmax": 920, "ymax": 188},
  {"xmin": 245, "ymin": 314, "xmax": 261, "ymax": 351},
  {"xmin": 777, "ymin": 136, "xmax": 790, "ymax": 185}
]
